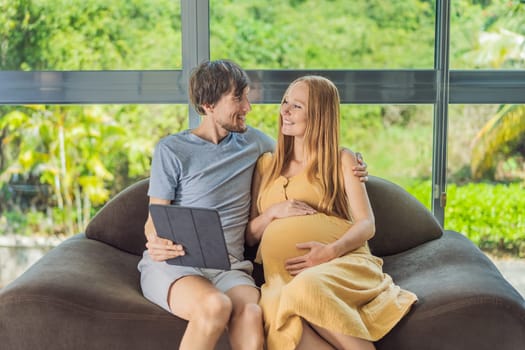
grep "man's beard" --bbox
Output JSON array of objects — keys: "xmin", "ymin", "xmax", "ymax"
[
  {"xmin": 221, "ymin": 120, "xmax": 247, "ymax": 133},
  {"xmin": 226, "ymin": 124, "xmax": 247, "ymax": 133}
]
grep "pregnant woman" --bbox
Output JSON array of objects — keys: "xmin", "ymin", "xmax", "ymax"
[{"xmin": 246, "ymin": 76, "xmax": 417, "ymax": 350}]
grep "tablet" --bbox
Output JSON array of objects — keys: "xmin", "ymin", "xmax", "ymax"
[{"xmin": 149, "ymin": 204, "xmax": 231, "ymax": 270}]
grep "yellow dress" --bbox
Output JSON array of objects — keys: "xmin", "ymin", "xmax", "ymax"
[{"xmin": 255, "ymin": 153, "xmax": 418, "ymax": 350}]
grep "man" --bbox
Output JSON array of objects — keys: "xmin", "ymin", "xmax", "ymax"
[{"xmin": 138, "ymin": 60, "xmax": 368, "ymax": 350}]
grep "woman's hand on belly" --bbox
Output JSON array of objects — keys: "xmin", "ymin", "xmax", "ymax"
[
  {"xmin": 247, "ymin": 199, "xmax": 317, "ymax": 247},
  {"xmin": 265, "ymin": 199, "xmax": 317, "ymax": 220},
  {"xmin": 284, "ymin": 241, "xmax": 338, "ymax": 276}
]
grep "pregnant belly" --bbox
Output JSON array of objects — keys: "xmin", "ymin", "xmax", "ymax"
[{"xmin": 259, "ymin": 213, "xmax": 351, "ymax": 265}]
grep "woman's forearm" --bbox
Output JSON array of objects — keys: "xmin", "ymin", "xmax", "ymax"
[
  {"xmin": 245, "ymin": 211, "xmax": 274, "ymax": 246},
  {"xmin": 328, "ymin": 219, "xmax": 375, "ymax": 257}
]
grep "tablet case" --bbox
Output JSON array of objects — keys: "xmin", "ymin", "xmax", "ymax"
[{"xmin": 149, "ymin": 204, "xmax": 231, "ymax": 270}]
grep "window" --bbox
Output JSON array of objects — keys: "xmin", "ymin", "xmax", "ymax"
[
  {"xmin": 0, "ymin": 104, "xmax": 187, "ymax": 236},
  {"xmin": 210, "ymin": 0, "xmax": 436, "ymax": 69},
  {"xmin": 1, "ymin": 0, "xmax": 524, "ymax": 234},
  {"xmin": 446, "ymin": 104, "xmax": 525, "ymax": 254},
  {"xmin": 1, "ymin": 0, "xmax": 182, "ymax": 71},
  {"xmin": 450, "ymin": 0, "xmax": 525, "ymax": 69}
]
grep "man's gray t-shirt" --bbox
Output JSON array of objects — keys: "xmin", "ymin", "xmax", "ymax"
[{"xmin": 148, "ymin": 126, "xmax": 275, "ymax": 260}]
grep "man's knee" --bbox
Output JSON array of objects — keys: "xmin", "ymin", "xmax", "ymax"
[
  {"xmin": 195, "ymin": 292, "xmax": 233, "ymax": 325},
  {"xmin": 229, "ymin": 303, "xmax": 264, "ymax": 350},
  {"xmin": 242, "ymin": 303, "xmax": 263, "ymax": 323},
  {"xmin": 233, "ymin": 303, "xmax": 264, "ymax": 336}
]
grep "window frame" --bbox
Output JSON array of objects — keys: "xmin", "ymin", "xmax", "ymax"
[{"xmin": 1, "ymin": 0, "xmax": 524, "ymax": 225}]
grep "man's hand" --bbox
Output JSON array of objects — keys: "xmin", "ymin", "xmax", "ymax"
[
  {"xmin": 146, "ymin": 235, "xmax": 185, "ymax": 262},
  {"xmin": 354, "ymin": 152, "xmax": 369, "ymax": 182},
  {"xmin": 144, "ymin": 197, "xmax": 185, "ymax": 262}
]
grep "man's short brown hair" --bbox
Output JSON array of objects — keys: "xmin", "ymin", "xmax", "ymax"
[{"xmin": 189, "ymin": 59, "xmax": 249, "ymax": 115}]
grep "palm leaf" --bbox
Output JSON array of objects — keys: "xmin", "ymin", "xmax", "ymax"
[{"xmin": 470, "ymin": 104, "xmax": 525, "ymax": 180}]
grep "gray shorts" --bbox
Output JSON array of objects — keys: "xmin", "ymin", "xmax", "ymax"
[{"xmin": 138, "ymin": 251, "xmax": 256, "ymax": 313}]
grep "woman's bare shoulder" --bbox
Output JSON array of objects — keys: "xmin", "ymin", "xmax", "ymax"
[{"xmin": 340, "ymin": 147, "xmax": 358, "ymax": 167}]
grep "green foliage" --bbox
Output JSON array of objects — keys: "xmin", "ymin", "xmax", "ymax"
[
  {"xmin": 403, "ymin": 180, "xmax": 433, "ymax": 209},
  {"xmin": 0, "ymin": 0, "xmax": 182, "ymax": 70},
  {"xmin": 211, "ymin": 0, "xmax": 435, "ymax": 68},
  {"xmin": 470, "ymin": 105, "xmax": 525, "ymax": 180},
  {"xmin": 1, "ymin": 106, "xmax": 124, "ymax": 232},
  {"xmin": 406, "ymin": 180, "xmax": 525, "ymax": 257},
  {"xmin": 0, "ymin": 103, "xmax": 187, "ymax": 235},
  {"xmin": 446, "ymin": 182, "xmax": 525, "ymax": 257},
  {"xmin": 105, "ymin": 104, "xmax": 188, "ymax": 179},
  {"xmin": 248, "ymin": 105, "xmax": 280, "ymax": 139},
  {"xmin": 452, "ymin": 0, "xmax": 525, "ymax": 68}
]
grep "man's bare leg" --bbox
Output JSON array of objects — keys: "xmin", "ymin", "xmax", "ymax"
[
  {"xmin": 225, "ymin": 285, "xmax": 264, "ymax": 350},
  {"xmin": 168, "ymin": 275, "xmax": 232, "ymax": 350}
]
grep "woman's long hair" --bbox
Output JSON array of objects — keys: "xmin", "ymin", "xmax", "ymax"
[{"xmin": 261, "ymin": 76, "xmax": 352, "ymax": 221}]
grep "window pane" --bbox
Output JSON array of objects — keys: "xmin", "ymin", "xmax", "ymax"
[
  {"xmin": 450, "ymin": 0, "xmax": 525, "ymax": 69},
  {"xmin": 446, "ymin": 104, "xmax": 525, "ymax": 256},
  {"xmin": 0, "ymin": 104, "xmax": 188, "ymax": 237},
  {"xmin": 1, "ymin": 1, "xmax": 181, "ymax": 70},
  {"xmin": 210, "ymin": 0, "xmax": 436, "ymax": 69},
  {"xmin": 344, "ymin": 105, "xmax": 434, "ymax": 209},
  {"xmin": 249, "ymin": 103, "xmax": 434, "ymax": 206}
]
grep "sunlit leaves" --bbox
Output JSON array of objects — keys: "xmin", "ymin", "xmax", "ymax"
[
  {"xmin": 1, "ymin": 0, "xmax": 182, "ymax": 70},
  {"xmin": 407, "ymin": 179, "xmax": 525, "ymax": 257},
  {"xmin": 471, "ymin": 105, "xmax": 525, "ymax": 180}
]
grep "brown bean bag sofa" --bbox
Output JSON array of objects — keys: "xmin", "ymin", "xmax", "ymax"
[{"xmin": 1, "ymin": 176, "xmax": 524, "ymax": 350}]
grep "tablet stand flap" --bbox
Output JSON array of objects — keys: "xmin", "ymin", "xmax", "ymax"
[
  {"xmin": 192, "ymin": 208, "xmax": 231, "ymax": 270},
  {"xmin": 149, "ymin": 205, "xmax": 205, "ymax": 268}
]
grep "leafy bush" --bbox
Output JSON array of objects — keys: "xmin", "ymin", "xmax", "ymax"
[{"xmin": 406, "ymin": 180, "xmax": 525, "ymax": 257}]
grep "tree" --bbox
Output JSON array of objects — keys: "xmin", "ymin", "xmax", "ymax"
[
  {"xmin": 467, "ymin": 2, "xmax": 525, "ymax": 181},
  {"xmin": 471, "ymin": 105, "xmax": 525, "ymax": 180},
  {"xmin": 0, "ymin": 105, "xmax": 128, "ymax": 233}
]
